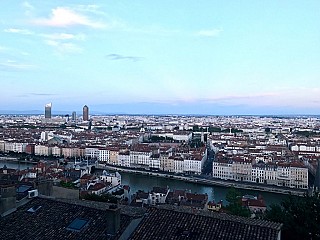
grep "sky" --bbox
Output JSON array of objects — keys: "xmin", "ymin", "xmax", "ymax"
[{"xmin": 1, "ymin": 1, "xmax": 320, "ymax": 115}]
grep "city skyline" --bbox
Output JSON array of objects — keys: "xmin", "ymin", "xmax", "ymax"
[
  {"xmin": 1, "ymin": 1, "xmax": 320, "ymax": 115},
  {"xmin": 44, "ymin": 102, "xmax": 52, "ymax": 118}
]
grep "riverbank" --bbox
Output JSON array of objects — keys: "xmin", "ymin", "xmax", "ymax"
[
  {"xmin": 0, "ymin": 156, "xmax": 38, "ymax": 164},
  {"xmin": 98, "ymin": 164, "xmax": 306, "ymax": 197},
  {"xmin": 0, "ymin": 156, "xmax": 307, "ymax": 197}
]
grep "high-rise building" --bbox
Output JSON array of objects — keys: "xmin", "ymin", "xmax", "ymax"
[
  {"xmin": 83, "ymin": 105, "xmax": 89, "ymax": 121},
  {"xmin": 72, "ymin": 111, "xmax": 76, "ymax": 122},
  {"xmin": 45, "ymin": 103, "xmax": 52, "ymax": 119}
]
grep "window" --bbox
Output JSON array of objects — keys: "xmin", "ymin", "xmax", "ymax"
[
  {"xmin": 27, "ymin": 205, "xmax": 42, "ymax": 213},
  {"xmin": 67, "ymin": 218, "xmax": 89, "ymax": 232}
]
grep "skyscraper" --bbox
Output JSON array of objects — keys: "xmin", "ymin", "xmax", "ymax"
[
  {"xmin": 83, "ymin": 105, "xmax": 89, "ymax": 121},
  {"xmin": 72, "ymin": 111, "xmax": 76, "ymax": 122},
  {"xmin": 45, "ymin": 103, "xmax": 52, "ymax": 119}
]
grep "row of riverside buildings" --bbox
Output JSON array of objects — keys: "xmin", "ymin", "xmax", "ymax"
[
  {"xmin": 212, "ymin": 156, "xmax": 308, "ymax": 189},
  {"xmin": 0, "ymin": 140, "xmax": 207, "ymax": 175},
  {"xmin": 210, "ymin": 133, "xmax": 309, "ymax": 189}
]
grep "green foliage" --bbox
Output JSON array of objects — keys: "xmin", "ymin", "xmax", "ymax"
[
  {"xmin": 294, "ymin": 131, "xmax": 317, "ymax": 138},
  {"xmin": 265, "ymin": 193, "xmax": 320, "ymax": 240},
  {"xmin": 226, "ymin": 187, "xmax": 239, "ymax": 204},
  {"xmin": 221, "ymin": 128, "xmax": 243, "ymax": 133},
  {"xmin": 264, "ymin": 203, "xmax": 284, "ymax": 223},
  {"xmin": 225, "ymin": 187, "xmax": 250, "ymax": 217},
  {"xmin": 208, "ymin": 126, "xmax": 221, "ymax": 132},
  {"xmin": 83, "ymin": 193, "xmax": 118, "ymax": 204},
  {"xmin": 227, "ymin": 202, "xmax": 251, "ymax": 217},
  {"xmin": 189, "ymin": 139, "xmax": 205, "ymax": 148},
  {"xmin": 60, "ymin": 180, "xmax": 77, "ymax": 189},
  {"xmin": 192, "ymin": 125, "xmax": 201, "ymax": 132},
  {"xmin": 149, "ymin": 135, "xmax": 173, "ymax": 142},
  {"xmin": 192, "ymin": 125, "xmax": 243, "ymax": 133}
]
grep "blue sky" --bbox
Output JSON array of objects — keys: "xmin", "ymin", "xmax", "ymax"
[{"xmin": 1, "ymin": 1, "xmax": 319, "ymax": 115}]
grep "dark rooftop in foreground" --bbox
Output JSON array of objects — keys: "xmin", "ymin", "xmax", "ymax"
[
  {"xmin": 0, "ymin": 196, "xmax": 282, "ymax": 240},
  {"xmin": 0, "ymin": 197, "xmax": 132, "ymax": 240},
  {"xmin": 130, "ymin": 207, "xmax": 282, "ymax": 240}
]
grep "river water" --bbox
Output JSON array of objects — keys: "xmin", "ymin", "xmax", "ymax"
[
  {"xmin": 0, "ymin": 159, "xmax": 36, "ymax": 170},
  {"xmin": 120, "ymin": 172, "xmax": 288, "ymax": 207},
  {"xmin": 0, "ymin": 159, "xmax": 288, "ymax": 207}
]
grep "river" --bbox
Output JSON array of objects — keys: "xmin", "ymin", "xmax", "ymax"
[
  {"xmin": 0, "ymin": 159, "xmax": 288, "ymax": 207},
  {"xmin": 120, "ymin": 172, "xmax": 288, "ymax": 207},
  {"xmin": 0, "ymin": 158, "xmax": 36, "ymax": 170}
]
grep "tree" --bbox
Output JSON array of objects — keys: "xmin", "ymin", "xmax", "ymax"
[
  {"xmin": 83, "ymin": 193, "xmax": 118, "ymax": 204},
  {"xmin": 208, "ymin": 126, "xmax": 221, "ymax": 133},
  {"xmin": 265, "ymin": 193, "xmax": 320, "ymax": 240},
  {"xmin": 90, "ymin": 166, "xmax": 96, "ymax": 174},
  {"xmin": 225, "ymin": 187, "xmax": 250, "ymax": 217},
  {"xmin": 192, "ymin": 125, "xmax": 200, "ymax": 132},
  {"xmin": 226, "ymin": 187, "xmax": 239, "ymax": 204}
]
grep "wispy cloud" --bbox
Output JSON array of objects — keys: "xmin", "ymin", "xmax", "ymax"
[
  {"xmin": 22, "ymin": 1, "xmax": 35, "ymax": 17},
  {"xmin": 32, "ymin": 7, "xmax": 105, "ymax": 28},
  {"xmin": 45, "ymin": 40, "xmax": 82, "ymax": 54},
  {"xmin": 29, "ymin": 93, "xmax": 58, "ymax": 96},
  {"xmin": 196, "ymin": 28, "xmax": 222, "ymax": 37},
  {"xmin": 75, "ymin": 4, "xmax": 107, "ymax": 16},
  {"xmin": 41, "ymin": 32, "xmax": 86, "ymax": 41},
  {"xmin": 41, "ymin": 32, "xmax": 85, "ymax": 54},
  {"xmin": 158, "ymin": 93, "xmax": 278, "ymax": 105},
  {"xmin": 0, "ymin": 46, "xmax": 8, "ymax": 52},
  {"xmin": 0, "ymin": 60, "xmax": 36, "ymax": 71},
  {"xmin": 106, "ymin": 53, "xmax": 143, "ymax": 62},
  {"xmin": 4, "ymin": 28, "xmax": 33, "ymax": 35},
  {"xmin": 204, "ymin": 92, "xmax": 277, "ymax": 103},
  {"xmin": 16, "ymin": 93, "xmax": 58, "ymax": 98}
]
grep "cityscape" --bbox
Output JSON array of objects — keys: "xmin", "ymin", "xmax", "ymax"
[
  {"xmin": 1, "ymin": 103, "xmax": 320, "ymax": 239},
  {"xmin": 1, "ymin": 1, "xmax": 320, "ymax": 240}
]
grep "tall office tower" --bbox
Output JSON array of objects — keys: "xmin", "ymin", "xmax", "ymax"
[
  {"xmin": 45, "ymin": 103, "xmax": 52, "ymax": 119},
  {"xmin": 72, "ymin": 111, "xmax": 76, "ymax": 122},
  {"xmin": 83, "ymin": 105, "xmax": 89, "ymax": 121}
]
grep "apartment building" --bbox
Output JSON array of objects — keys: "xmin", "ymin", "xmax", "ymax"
[
  {"xmin": 130, "ymin": 145, "xmax": 154, "ymax": 169},
  {"xmin": 160, "ymin": 154, "xmax": 174, "ymax": 172},
  {"xmin": 118, "ymin": 151, "xmax": 130, "ymax": 167},
  {"xmin": 98, "ymin": 148, "xmax": 110, "ymax": 163},
  {"xmin": 85, "ymin": 146, "xmax": 100, "ymax": 159},
  {"xmin": 35, "ymin": 144, "xmax": 52, "ymax": 156},
  {"xmin": 51, "ymin": 146, "xmax": 62, "ymax": 157}
]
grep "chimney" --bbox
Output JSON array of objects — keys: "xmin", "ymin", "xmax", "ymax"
[
  {"xmin": 35, "ymin": 180, "xmax": 53, "ymax": 196},
  {"xmin": 0, "ymin": 184, "xmax": 17, "ymax": 216},
  {"xmin": 105, "ymin": 205, "xmax": 120, "ymax": 236}
]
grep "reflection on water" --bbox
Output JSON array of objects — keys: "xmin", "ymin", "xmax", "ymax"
[
  {"xmin": 0, "ymin": 160, "xmax": 35, "ymax": 170},
  {"xmin": 120, "ymin": 172, "xmax": 288, "ymax": 207}
]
